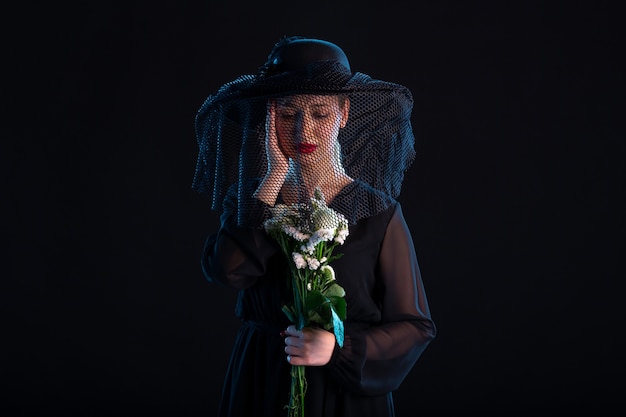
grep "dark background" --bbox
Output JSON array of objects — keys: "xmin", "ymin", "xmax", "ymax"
[{"xmin": 3, "ymin": 1, "xmax": 624, "ymax": 416}]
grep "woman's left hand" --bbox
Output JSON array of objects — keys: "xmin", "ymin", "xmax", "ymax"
[{"xmin": 283, "ymin": 325, "xmax": 336, "ymax": 366}]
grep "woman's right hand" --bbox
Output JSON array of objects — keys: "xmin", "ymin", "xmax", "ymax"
[
  {"xmin": 283, "ymin": 325, "xmax": 336, "ymax": 366},
  {"xmin": 253, "ymin": 101, "xmax": 289, "ymax": 205}
]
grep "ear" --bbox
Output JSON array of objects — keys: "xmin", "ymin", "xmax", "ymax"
[{"xmin": 340, "ymin": 98, "xmax": 350, "ymax": 128}]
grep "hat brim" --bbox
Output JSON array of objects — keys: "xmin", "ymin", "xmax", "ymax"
[{"xmin": 193, "ymin": 63, "xmax": 416, "ymax": 223}]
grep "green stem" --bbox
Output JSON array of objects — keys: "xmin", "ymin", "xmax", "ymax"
[
  {"xmin": 288, "ymin": 265, "xmax": 307, "ymax": 416},
  {"xmin": 288, "ymin": 364, "xmax": 306, "ymax": 417}
]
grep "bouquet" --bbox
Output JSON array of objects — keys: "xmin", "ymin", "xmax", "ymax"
[{"xmin": 263, "ymin": 188, "xmax": 349, "ymax": 417}]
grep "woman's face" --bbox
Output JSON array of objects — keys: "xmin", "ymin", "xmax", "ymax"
[{"xmin": 274, "ymin": 94, "xmax": 349, "ymax": 166}]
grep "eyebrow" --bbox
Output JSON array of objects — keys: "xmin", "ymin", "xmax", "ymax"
[{"xmin": 278, "ymin": 101, "xmax": 331, "ymax": 108}]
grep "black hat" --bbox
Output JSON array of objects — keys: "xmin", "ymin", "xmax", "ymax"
[{"xmin": 193, "ymin": 36, "xmax": 416, "ymax": 227}]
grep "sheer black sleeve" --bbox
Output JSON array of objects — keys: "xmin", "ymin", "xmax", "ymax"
[
  {"xmin": 201, "ymin": 188, "xmax": 277, "ymax": 290},
  {"xmin": 327, "ymin": 203, "xmax": 436, "ymax": 395}
]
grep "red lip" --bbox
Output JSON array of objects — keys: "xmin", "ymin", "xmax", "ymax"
[{"xmin": 296, "ymin": 143, "xmax": 317, "ymax": 154}]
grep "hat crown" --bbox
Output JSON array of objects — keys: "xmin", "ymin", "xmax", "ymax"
[{"xmin": 261, "ymin": 37, "xmax": 351, "ymax": 76}]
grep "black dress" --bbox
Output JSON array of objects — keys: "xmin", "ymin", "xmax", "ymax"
[{"xmin": 202, "ymin": 181, "xmax": 436, "ymax": 417}]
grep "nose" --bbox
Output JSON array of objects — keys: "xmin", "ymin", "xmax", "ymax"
[{"xmin": 293, "ymin": 112, "xmax": 313, "ymax": 143}]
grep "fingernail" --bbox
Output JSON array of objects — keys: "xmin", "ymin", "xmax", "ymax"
[{"xmin": 280, "ymin": 331, "xmax": 287, "ymax": 337}]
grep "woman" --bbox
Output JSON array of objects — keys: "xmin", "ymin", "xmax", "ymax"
[{"xmin": 193, "ymin": 36, "xmax": 436, "ymax": 417}]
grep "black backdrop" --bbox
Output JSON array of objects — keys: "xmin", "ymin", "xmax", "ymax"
[{"xmin": 3, "ymin": 1, "xmax": 624, "ymax": 416}]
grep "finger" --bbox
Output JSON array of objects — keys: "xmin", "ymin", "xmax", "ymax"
[
  {"xmin": 285, "ymin": 325, "xmax": 300, "ymax": 336},
  {"xmin": 284, "ymin": 345, "xmax": 299, "ymax": 356},
  {"xmin": 266, "ymin": 101, "xmax": 276, "ymax": 139},
  {"xmin": 287, "ymin": 355, "xmax": 305, "ymax": 366},
  {"xmin": 283, "ymin": 336, "xmax": 301, "ymax": 347},
  {"xmin": 266, "ymin": 106, "xmax": 283, "ymax": 158}
]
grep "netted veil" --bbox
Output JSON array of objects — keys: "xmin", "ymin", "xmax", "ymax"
[{"xmin": 192, "ymin": 36, "xmax": 416, "ymax": 228}]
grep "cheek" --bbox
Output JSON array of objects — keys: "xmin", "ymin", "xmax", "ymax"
[{"xmin": 318, "ymin": 120, "xmax": 341, "ymax": 142}]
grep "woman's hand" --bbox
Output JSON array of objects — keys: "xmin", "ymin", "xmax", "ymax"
[
  {"xmin": 283, "ymin": 325, "xmax": 336, "ymax": 366},
  {"xmin": 253, "ymin": 101, "xmax": 289, "ymax": 206},
  {"xmin": 264, "ymin": 101, "xmax": 289, "ymax": 179}
]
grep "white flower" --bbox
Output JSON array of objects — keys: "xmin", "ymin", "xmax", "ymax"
[
  {"xmin": 300, "ymin": 241, "xmax": 316, "ymax": 255},
  {"xmin": 307, "ymin": 282, "xmax": 312, "ymax": 291},
  {"xmin": 320, "ymin": 265, "xmax": 335, "ymax": 281},
  {"xmin": 317, "ymin": 228, "xmax": 336, "ymax": 242},
  {"xmin": 283, "ymin": 225, "xmax": 310, "ymax": 241},
  {"xmin": 292, "ymin": 252, "xmax": 307, "ymax": 269},
  {"xmin": 312, "ymin": 233, "xmax": 323, "ymax": 245},
  {"xmin": 306, "ymin": 256, "xmax": 321, "ymax": 270},
  {"xmin": 335, "ymin": 227, "xmax": 349, "ymax": 244}
]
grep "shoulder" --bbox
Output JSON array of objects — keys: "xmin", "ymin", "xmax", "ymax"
[{"xmin": 331, "ymin": 180, "xmax": 398, "ymax": 225}]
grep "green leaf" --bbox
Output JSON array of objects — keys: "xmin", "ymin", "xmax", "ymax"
[
  {"xmin": 308, "ymin": 311, "xmax": 324, "ymax": 325},
  {"xmin": 281, "ymin": 305, "xmax": 295, "ymax": 323},
  {"xmin": 317, "ymin": 302, "xmax": 332, "ymax": 323},
  {"xmin": 322, "ymin": 282, "xmax": 345, "ymax": 298},
  {"xmin": 328, "ymin": 296, "xmax": 347, "ymax": 320},
  {"xmin": 326, "ymin": 253, "xmax": 344, "ymax": 263},
  {"xmin": 304, "ymin": 290, "xmax": 325, "ymax": 311}
]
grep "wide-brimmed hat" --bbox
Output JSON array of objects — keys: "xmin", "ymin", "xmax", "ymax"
[{"xmin": 192, "ymin": 36, "xmax": 416, "ymax": 227}]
